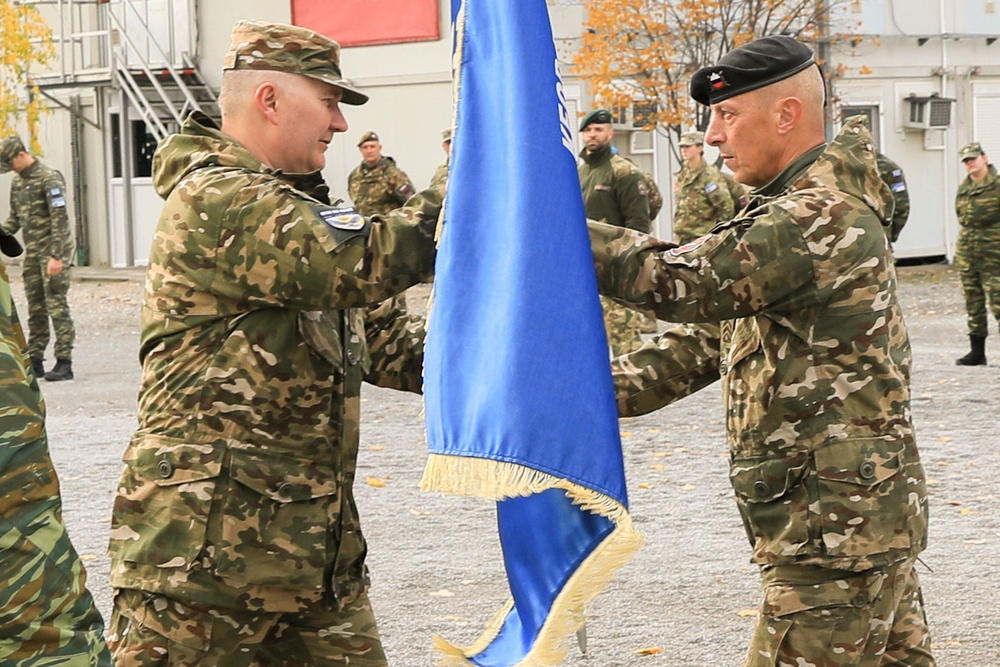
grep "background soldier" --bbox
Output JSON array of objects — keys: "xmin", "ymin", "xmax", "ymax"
[
  {"xmin": 106, "ymin": 20, "xmax": 442, "ymax": 665},
  {"xmin": 429, "ymin": 127, "xmax": 451, "ymax": 194},
  {"xmin": 877, "ymin": 151, "xmax": 910, "ymax": 244},
  {"xmin": 591, "ymin": 36, "xmax": 934, "ymax": 665},
  {"xmin": 0, "ymin": 136, "xmax": 76, "ymax": 381},
  {"xmin": 954, "ymin": 141, "xmax": 1000, "ymax": 366},
  {"xmin": 0, "ymin": 246, "xmax": 111, "ymax": 663},
  {"xmin": 578, "ymin": 108, "xmax": 651, "ymax": 355},
  {"xmin": 672, "ymin": 130, "xmax": 740, "ymax": 243},
  {"xmin": 348, "ymin": 130, "xmax": 417, "ymax": 217}
]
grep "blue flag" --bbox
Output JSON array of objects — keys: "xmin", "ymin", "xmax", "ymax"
[{"xmin": 421, "ymin": 1, "xmax": 642, "ymax": 665}]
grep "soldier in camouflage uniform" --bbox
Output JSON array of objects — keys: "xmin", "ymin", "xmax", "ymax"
[
  {"xmin": 578, "ymin": 109, "xmax": 651, "ymax": 356},
  {"xmin": 0, "ymin": 250, "xmax": 111, "ymax": 664},
  {"xmin": 0, "ymin": 136, "xmax": 76, "ymax": 382},
  {"xmin": 348, "ymin": 130, "xmax": 417, "ymax": 217},
  {"xmin": 429, "ymin": 127, "xmax": 451, "ymax": 194},
  {"xmin": 953, "ymin": 141, "xmax": 1000, "ymax": 366},
  {"xmin": 592, "ymin": 37, "xmax": 934, "ymax": 666},
  {"xmin": 672, "ymin": 131, "xmax": 737, "ymax": 243},
  {"xmin": 877, "ymin": 152, "xmax": 909, "ymax": 244},
  {"xmin": 105, "ymin": 21, "xmax": 443, "ymax": 666}
]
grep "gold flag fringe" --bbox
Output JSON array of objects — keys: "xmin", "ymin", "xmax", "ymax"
[{"xmin": 421, "ymin": 453, "xmax": 644, "ymax": 667}]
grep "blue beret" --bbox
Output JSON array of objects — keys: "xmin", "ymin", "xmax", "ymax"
[
  {"xmin": 580, "ymin": 108, "xmax": 613, "ymax": 131},
  {"xmin": 690, "ymin": 36, "xmax": 816, "ymax": 106}
]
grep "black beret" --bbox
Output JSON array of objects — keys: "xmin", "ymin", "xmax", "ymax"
[
  {"xmin": 690, "ymin": 35, "xmax": 815, "ymax": 106},
  {"xmin": 580, "ymin": 108, "xmax": 613, "ymax": 131}
]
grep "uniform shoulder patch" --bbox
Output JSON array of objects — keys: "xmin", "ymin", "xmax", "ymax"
[
  {"xmin": 49, "ymin": 187, "xmax": 67, "ymax": 208},
  {"xmin": 704, "ymin": 182, "xmax": 719, "ymax": 194},
  {"xmin": 318, "ymin": 206, "xmax": 365, "ymax": 230},
  {"xmin": 891, "ymin": 182, "xmax": 907, "ymax": 193},
  {"xmin": 668, "ymin": 235, "xmax": 709, "ymax": 256}
]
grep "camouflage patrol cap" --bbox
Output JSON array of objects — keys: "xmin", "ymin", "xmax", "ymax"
[
  {"xmin": 580, "ymin": 109, "xmax": 613, "ymax": 131},
  {"xmin": 960, "ymin": 142, "xmax": 985, "ymax": 161},
  {"xmin": 690, "ymin": 35, "xmax": 815, "ymax": 106},
  {"xmin": 0, "ymin": 135, "xmax": 26, "ymax": 174},
  {"xmin": 358, "ymin": 130, "xmax": 379, "ymax": 146},
  {"xmin": 679, "ymin": 131, "xmax": 705, "ymax": 147},
  {"xmin": 222, "ymin": 19, "xmax": 368, "ymax": 106}
]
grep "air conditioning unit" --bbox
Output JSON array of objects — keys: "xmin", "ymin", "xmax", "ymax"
[{"xmin": 903, "ymin": 94, "xmax": 954, "ymax": 130}]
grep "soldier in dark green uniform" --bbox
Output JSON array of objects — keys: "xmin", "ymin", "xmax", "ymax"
[
  {"xmin": 672, "ymin": 130, "xmax": 739, "ymax": 243},
  {"xmin": 0, "ymin": 136, "xmax": 76, "ymax": 381},
  {"xmin": 877, "ymin": 152, "xmax": 910, "ymax": 244},
  {"xmin": 578, "ymin": 109, "xmax": 651, "ymax": 355},
  {"xmin": 591, "ymin": 36, "xmax": 934, "ymax": 666},
  {"xmin": 953, "ymin": 141, "xmax": 1000, "ymax": 366},
  {"xmin": 106, "ymin": 20, "xmax": 442, "ymax": 665},
  {"xmin": 0, "ymin": 245, "xmax": 111, "ymax": 664}
]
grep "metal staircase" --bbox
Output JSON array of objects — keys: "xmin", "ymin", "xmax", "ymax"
[{"xmin": 31, "ymin": 0, "xmax": 218, "ymax": 141}]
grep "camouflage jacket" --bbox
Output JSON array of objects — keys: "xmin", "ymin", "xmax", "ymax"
[
  {"xmin": 877, "ymin": 153, "xmax": 909, "ymax": 243},
  {"xmin": 578, "ymin": 145, "xmax": 652, "ymax": 232},
  {"xmin": 430, "ymin": 160, "xmax": 449, "ymax": 193},
  {"xmin": 672, "ymin": 160, "xmax": 736, "ymax": 243},
  {"xmin": 107, "ymin": 112, "xmax": 442, "ymax": 612},
  {"xmin": 348, "ymin": 156, "xmax": 417, "ymax": 217},
  {"xmin": 594, "ymin": 119, "xmax": 928, "ymax": 573},
  {"xmin": 955, "ymin": 163, "xmax": 1000, "ymax": 251},
  {"xmin": 0, "ymin": 159, "xmax": 74, "ymax": 262}
]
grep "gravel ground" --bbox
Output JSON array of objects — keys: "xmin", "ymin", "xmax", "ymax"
[{"xmin": 7, "ymin": 262, "xmax": 999, "ymax": 666}]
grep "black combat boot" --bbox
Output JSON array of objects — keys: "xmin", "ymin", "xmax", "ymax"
[
  {"xmin": 955, "ymin": 334, "xmax": 987, "ymax": 366},
  {"xmin": 30, "ymin": 357, "xmax": 44, "ymax": 377},
  {"xmin": 44, "ymin": 358, "xmax": 74, "ymax": 381}
]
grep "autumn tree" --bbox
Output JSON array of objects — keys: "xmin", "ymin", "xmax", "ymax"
[
  {"xmin": 0, "ymin": 0, "xmax": 55, "ymax": 152},
  {"xmin": 574, "ymin": 0, "xmax": 861, "ymax": 148}
]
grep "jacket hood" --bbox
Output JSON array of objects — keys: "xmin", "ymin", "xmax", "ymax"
[
  {"xmin": 152, "ymin": 112, "xmax": 266, "ymax": 199},
  {"xmin": 790, "ymin": 117, "xmax": 894, "ymax": 226}
]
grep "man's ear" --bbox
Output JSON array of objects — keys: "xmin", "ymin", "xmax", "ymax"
[
  {"xmin": 775, "ymin": 96, "xmax": 803, "ymax": 136},
  {"xmin": 254, "ymin": 82, "xmax": 280, "ymax": 126}
]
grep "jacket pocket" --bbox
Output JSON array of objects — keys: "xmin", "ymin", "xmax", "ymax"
[
  {"xmin": 213, "ymin": 447, "xmax": 340, "ymax": 592},
  {"xmin": 109, "ymin": 435, "xmax": 222, "ymax": 568},
  {"xmin": 814, "ymin": 437, "xmax": 910, "ymax": 558},
  {"xmin": 730, "ymin": 451, "xmax": 810, "ymax": 564}
]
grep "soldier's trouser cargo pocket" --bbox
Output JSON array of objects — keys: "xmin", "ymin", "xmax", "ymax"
[{"xmin": 109, "ymin": 435, "xmax": 341, "ymax": 592}]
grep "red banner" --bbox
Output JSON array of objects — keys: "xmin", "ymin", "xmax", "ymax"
[{"xmin": 292, "ymin": 0, "xmax": 441, "ymax": 48}]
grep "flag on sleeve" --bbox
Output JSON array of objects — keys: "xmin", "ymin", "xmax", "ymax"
[{"xmin": 420, "ymin": 1, "xmax": 643, "ymax": 665}]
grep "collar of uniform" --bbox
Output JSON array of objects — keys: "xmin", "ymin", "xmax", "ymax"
[
  {"xmin": 753, "ymin": 143, "xmax": 826, "ymax": 198},
  {"xmin": 580, "ymin": 143, "xmax": 612, "ymax": 167},
  {"xmin": 18, "ymin": 159, "xmax": 41, "ymax": 179}
]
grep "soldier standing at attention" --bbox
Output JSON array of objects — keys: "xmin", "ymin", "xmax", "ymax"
[
  {"xmin": 0, "ymin": 240, "xmax": 111, "ymax": 664},
  {"xmin": 429, "ymin": 127, "xmax": 452, "ymax": 194},
  {"xmin": 672, "ymin": 130, "xmax": 739, "ymax": 243},
  {"xmin": 0, "ymin": 136, "xmax": 76, "ymax": 381},
  {"xmin": 953, "ymin": 141, "xmax": 1000, "ymax": 366},
  {"xmin": 591, "ymin": 36, "xmax": 934, "ymax": 665},
  {"xmin": 106, "ymin": 20, "xmax": 442, "ymax": 665},
  {"xmin": 348, "ymin": 130, "xmax": 417, "ymax": 217},
  {"xmin": 578, "ymin": 108, "xmax": 651, "ymax": 355}
]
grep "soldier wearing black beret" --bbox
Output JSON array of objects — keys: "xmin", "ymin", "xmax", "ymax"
[{"xmin": 589, "ymin": 35, "xmax": 935, "ymax": 666}]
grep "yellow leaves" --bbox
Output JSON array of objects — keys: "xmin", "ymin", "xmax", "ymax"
[
  {"xmin": 630, "ymin": 646, "xmax": 663, "ymax": 655},
  {"xmin": 369, "ymin": 445, "xmax": 385, "ymax": 451},
  {"xmin": 428, "ymin": 588, "xmax": 455, "ymax": 598},
  {"xmin": 0, "ymin": 0, "xmax": 55, "ymax": 148},
  {"xmin": 638, "ymin": 482, "xmax": 652, "ymax": 489},
  {"xmin": 736, "ymin": 608, "xmax": 758, "ymax": 618},
  {"xmin": 366, "ymin": 477, "xmax": 388, "ymax": 488}
]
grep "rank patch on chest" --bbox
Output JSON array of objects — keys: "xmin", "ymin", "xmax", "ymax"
[
  {"xmin": 668, "ymin": 235, "xmax": 709, "ymax": 256},
  {"xmin": 318, "ymin": 206, "xmax": 365, "ymax": 230}
]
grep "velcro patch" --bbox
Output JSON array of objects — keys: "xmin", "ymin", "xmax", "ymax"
[
  {"xmin": 668, "ymin": 235, "xmax": 709, "ymax": 256},
  {"xmin": 318, "ymin": 206, "xmax": 365, "ymax": 230},
  {"xmin": 49, "ymin": 187, "xmax": 66, "ymax": 208},
  {"xmin": 891, "ymin": 182, "xmax": 907, "ymax": 193},
  {"xmin": 705, "ymin": 182, "xmax": 718, "ymax": 194}
]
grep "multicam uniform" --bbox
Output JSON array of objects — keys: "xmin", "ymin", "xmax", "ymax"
[
  {"xmin": 0, "ymin": 262, "xmax": 110, "ymax": 665},
  {"xmin": 954, "ymin": 163, "xmax": 1000, "ymax": 338},
  {"xmin": 594, "ymin": 121, "xmax": 933, "ymax": 666},
  {"xmin": 0, "ymin": 159, "xmax": 75, "ymax": 363},
  {"xmin": 579, "ymin": 144, "xmax": 651, "ymax": 356},
  {"xmin": 106, "ymin": 113, "xmax": 441, "ymax": 665},
  {"xmin": 672, "ymin": 160, "xmax": 736, "ymax": 243}
]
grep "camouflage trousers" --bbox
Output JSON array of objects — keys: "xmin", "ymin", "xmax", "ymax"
[
  {"xmin": 956, "ymin": 260, "xmax": 1000, "ymax": 338},
  {"xmin": 109, "ymin": 588, "xmax": 387, "ymax": 666},
  {"xmin": 0, "ymin": 439, "xmax": 111, "ymax": 666},
  {"xmin": 21, "ymin": 257, "xmax": 75, "ymax": 361},
  {"xmin": 600, "ymin": 295, "xmax": 644, "ymax": 358},
  {"xmin": 744, "ymin": 557, "xmax": 934, "ymax": 667}
]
